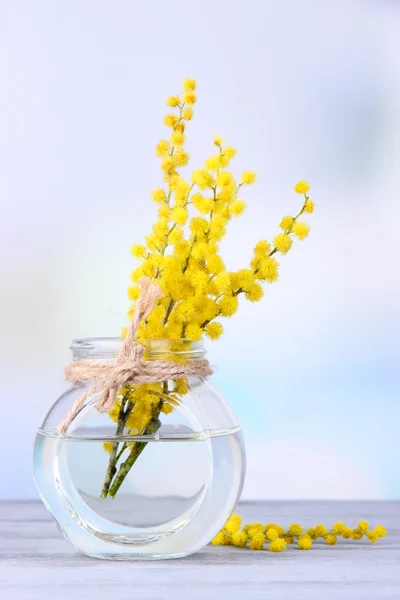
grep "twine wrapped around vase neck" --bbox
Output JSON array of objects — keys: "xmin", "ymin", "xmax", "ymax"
[{"xmin": 58, "ymin": 277, "xmax": 213, "ymax": 436}]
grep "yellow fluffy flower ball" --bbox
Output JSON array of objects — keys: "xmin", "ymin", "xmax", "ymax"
[
  {"xmin": 172, "ymin": 207, "xmax": 188, "ymax": 225},
  {"xmin": 269, "ymin": 538, "xmax": 287, "ymax": 552},
  {"xmin": 325, "ymin": 534, "xmax": 337, "ymax": 545},
  {"xmin": 183, "ymin": 77, "xmax": 196, "ymax": 91},
  {"xmin": 230, "ymin": 199, "xmax": 246, "ymax": 216},
  {"xmin": 280, "ymin": 216, "xmax": 294, "ymax": 231},
  {"xmin": 174, "ymin": 150, "xmax": 190, "ymax": 167},
  {"xmin": 205, "ymin": 155, "xmax": 221, "ymax": 171},
  {"xmin": 183, "ymin": 106, "xmax": 194, "ymax": 120},
  {"xmin": 273, "ymin": 233, "xmax": 293, "ymax": 254},
  {"xmin": 232, "ymin": 531, "xmax": 248, "ymax": 548},
  {"xmin": 207, "ymin": 255, "xmax": 225, "ymax": 273},
  {"xmin": 211, "ymin": 532, "xmax": 229, "ymax": 546},
  {"xmin": 217, "ymin": 171, "xmax": 234, "ymax": 187},
  {"xmin": 249, "ymin": 532, "xmax": 266, "ymax": 550},
  {"xmin": 332, "ymin": 522, "xmax": 346, "ymax": 535},
  {"xmin": 103, "ymin": 441, "xmax": 113, "ymax": 453},
  {"xmin": 341, "ymin": 527, "xmax": 353, "ymax": 539},
  {"xmin": 192, "ymin": 169, "xmax": 214, "ymax": 189},
  {"xmin": 151, "ymin": 188, "xmax": 167, "ymax": 204},
  {"xmin": 315, "ymin": 524, "xmax": 329, "ymax": 538},
  {"xmin": 166, "ymin": 95, "xmax": 180, "ymax": 107},
  {"xmin": 184, "ymin": 92, "xmax": 197, "ymax": 105},
  {"xmin": 264, "ymin": 523, "xmax": 285, "ymax": 537},
  {"xmin": 218, "ymin": 295, "xmax": 238, "ymax": 317},
  {"xmin": 185, "ymin": 323, "xmax": 203, "ymax": 341},
  {"xmin": 224, "ymin": 147, "xmax": 236, "ymax": 159},
  {"xmin": 304, "ymin": 198, "xmax": 315, "ymax": 213},
  {"xmin": 163, "ymin": 114, "xmax": 179, "ymax": 128},
  {"xmin": 224, "ymin": 514, "xmax": 241, "ymax": 535},
  {"xmin": 288, "ymin": 523, "xmax": 304, "ymax": 536},
  {"xmin": 246, "ymin": 523, "xmax": 264, "ymax": 537},
  {"xmin": 244, "ymin": 283, "xmax": 263, "ymax": 302},
  {"xmin": 266, "ymin": 528, "xmax": 279, "ymax": 542},
  {"xmin": 298, "ymin": 536, "xmax": 313, "ymax": 550},
  {"xmin": 292, "ymin": 221, "xmax": 310, "ymax": 240},
  {"xmin": 171, "ymin": 130, "xmax": 185, "ymax": 146},
  {"xmin": 205, "ymin": 322, "xmax": 224, "ymax": 340},
  {"xmin": 254, "ymin": 240, "xmax": 271, "ymax": 256},
  {"xmin": 130, "ymin": 244, "xmax": 146, "ymax": 259},
  {"xmin": 357, "ymin": 521, "xmax": 369, "ymax": 533},
  {"xmin": 374, "ymin": 525, "xmax": 387, "ymax": 538},
  {"xmin": 241, "ymin": 170, "xmax": 257, "ymax": 184},
  {"xmin": 155, "ymin": 140, "xmax": 170, "ymax": 157},
  {"xmin": 294, "ymin": 180, "xmax": 310, "ymax": 194},
  {"xmin": 192, "ymin": 193, "xmax": 213, "ymax": 214}
]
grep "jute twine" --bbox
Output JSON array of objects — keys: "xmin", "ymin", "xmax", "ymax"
[{"xmin": 58, "ymin": 276, "xmax": 213, "ymax": 435}]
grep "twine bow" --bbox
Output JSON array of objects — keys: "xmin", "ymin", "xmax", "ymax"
[{"xmin": 58, "ymin": 277, "xmax": 213, "ymax": 435}]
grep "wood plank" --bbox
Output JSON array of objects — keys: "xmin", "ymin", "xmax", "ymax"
[{"xmin": 1, "ymin": 501, "xmax": 399, "ymax": 600}]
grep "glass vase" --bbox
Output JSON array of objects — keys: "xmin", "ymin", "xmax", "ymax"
[{"xmin": 33, "ymin": 338, "xmax": 246, "ymax": 560}]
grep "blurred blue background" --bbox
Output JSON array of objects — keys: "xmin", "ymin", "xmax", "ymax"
[{"xmin": 1, "ymin": 0, "xmax": 399, "ymax": 500}]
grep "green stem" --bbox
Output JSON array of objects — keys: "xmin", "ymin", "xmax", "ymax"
[
  {"xmin": 115, "ymin": 442, "xmax": 128, "ymax": 462},
  {"xmin": 163, "ymin": 298, "xmax": 175, "ymax": 324},
  {"xmin": 101, "ymin": 395, "xmax": 133, "ymax": 498},
  {"xmin": 108, "ymin": 408, "xmax": 163, "ymax": 498},
  {"xmin": 182, "ymin": 236, "xmax": 196, "ymax": 274}
]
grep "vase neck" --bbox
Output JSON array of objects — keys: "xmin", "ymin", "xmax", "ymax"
[{"xmin": 70, "ymin": 337, "xmax": 205, "ymax": 361}]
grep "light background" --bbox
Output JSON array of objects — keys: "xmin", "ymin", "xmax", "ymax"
[{"xmin": 1, "ymin": 0, "xmax": 399, "ymax": 500}]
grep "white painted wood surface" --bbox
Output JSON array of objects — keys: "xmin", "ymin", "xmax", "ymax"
[{"xmin": 1, "ymin": 501, "xmax": 399, "ymax": 600}]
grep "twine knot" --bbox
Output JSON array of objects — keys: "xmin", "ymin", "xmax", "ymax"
[{"xmin": 58, "ymin": 277, "xmax": 213, "ymax": 436}]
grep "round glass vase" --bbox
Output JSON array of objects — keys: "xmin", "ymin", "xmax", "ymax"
[{"xmin": 33, "ymin": 338, "xmax": 246, "ymax": 560}]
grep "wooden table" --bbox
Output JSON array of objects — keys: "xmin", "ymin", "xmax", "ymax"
[{"xmin": 1, "ymin": 500, "xmax": 399, "ymax": 599}]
